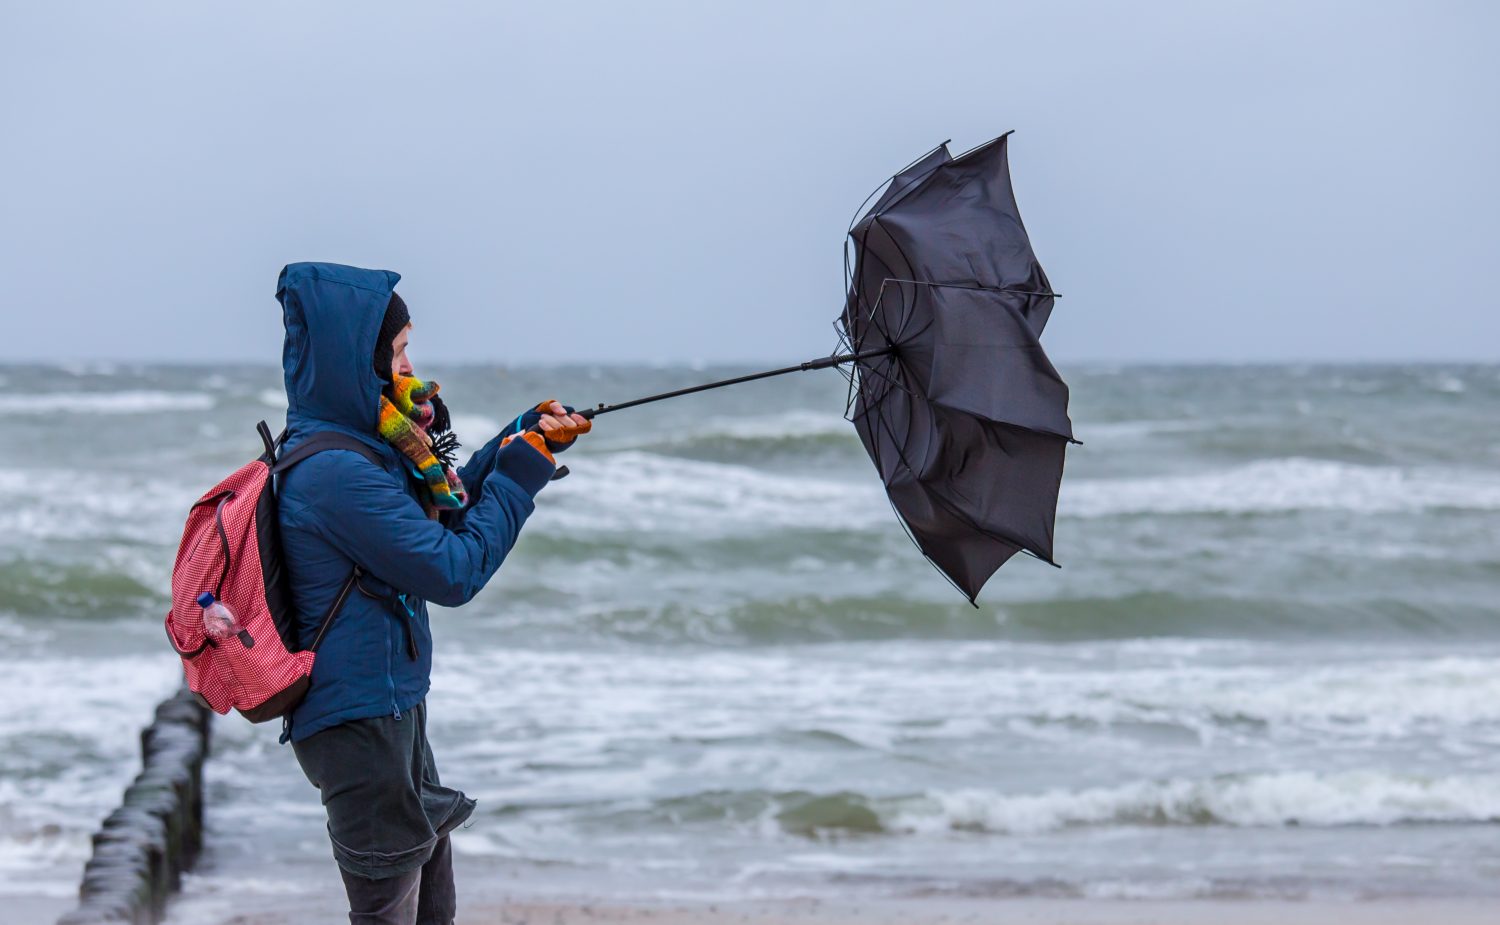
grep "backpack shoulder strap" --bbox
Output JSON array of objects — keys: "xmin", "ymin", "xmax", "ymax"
[
  {"xmin": 256, "ymin": 420, "xmax": 286, "ymax": 459},
  {"xmin": 259, "ymin": 428, "xmax": 386, "ymax": 662},
  {"xmin": 269, "ymin": 429, "xmax": 386, "ymax": 474},
  {"xmin": 308, "ymin": 565, "xmax": 363, "ymax": 653}
]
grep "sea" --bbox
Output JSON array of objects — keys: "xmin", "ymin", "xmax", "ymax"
[{"xmin": 3, "ymin": 361, "xmax": 1499, "ymax": 921}]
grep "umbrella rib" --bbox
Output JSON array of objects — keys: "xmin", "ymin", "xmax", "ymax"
[
  {"xmin": 847, "ymin": 284, "xmax": 1079, "ymax": 442},
  {"xmin": 869, "ymin": 277, "xmax": 919, "ymax": 349},
  {"xmin": 864, "ymin": 288, "xmax": 903, "ymax": 353},
  {"xmin": 861, "ymin": 157, "xmax": 951, "ymax": 227},
  {"xmin": 869, "ymin": 224, "xmax": 923, "ymax": 343},
  {"xmin": 924, "ymin": 474, "xmax": 1059, "ymax": 569},
  {"xmin": 861, "ymin": 397, "xmax": 976, "ymax": 605},
  {"xmin": 849, "ymin": 233, "xmax": 892, "ymax": 349},
  {"xmin": 866, "ymin": 384, "xmax": 1062, "ymax": 577},
  {"xmin": 884, "ymin": 279, "xmax": 1062, "ymax": 300},
  {"xmin": 847, "ymin": 132, "xmax": 1012, "ymax": 237},
  {"xmin": 883, "ymin": 278, "xmax": 1057, "ymax": 350},
  {"xmin": 875, "ymin": 281, "xmax": 1079, "ymax": 443},
  {"xmin": 878, "ymin": 489, "xmax": 979, "ymax": 607},
  {"xmin": 864, "ymin": 399, "xmax": 990, "ymax": 606},
  {"xmin": 846, "ymin": 139, "xmax": 952, "ymax": 234},
  {"xmin": 851, "ymin": 235, "xmax": 883, "ymax": 343},
  {"xmin": 945, "ymin": 130, "xmax": 1015, "ymax": 165},
  {"xmin": 858, "ymin": 230, "xmax": 912, "ymax": 350},
  {"xmin": 857, "ymin": 262, "xmax": 915, "ymax": 369},
  {"xmin": 849, "ymin": 352, "xmax": 919, "ymax": 416},
  {"xmin": 832, "ymin": 326, "xmax": 865, "ymax": 421},
  {"xmin": 866, "ymin": 367, "xmax": 1054, "ymax": 580}
]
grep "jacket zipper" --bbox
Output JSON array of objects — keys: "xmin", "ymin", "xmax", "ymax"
[
  {"xmin": 386, "ymin": 608, "xmax": 400, "ymax": 720},
  {"xmin": 397, "ymin": 593, "xmax": 419, "ymax": 660}
]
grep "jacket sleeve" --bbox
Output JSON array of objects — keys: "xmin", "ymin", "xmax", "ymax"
[
  {"xmin": 453, "ymin": 403, "xmax": 578, "ymax": 494},
  {"xmin": 454, "ymin": 431, "xmax": 510, "ymax": 497},
  {"xmin": 292, "ymin": 440, "xmax": 556, "ymax": 607}
]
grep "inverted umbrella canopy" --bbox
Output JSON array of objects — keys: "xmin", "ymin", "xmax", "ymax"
[
  {"xmin": 838, "ymin": 132, "xmax": 1074, "ymax": 602},
  {"xmin": 531, "ymin": 131, "xmax": 1072, "ymax": 603}
]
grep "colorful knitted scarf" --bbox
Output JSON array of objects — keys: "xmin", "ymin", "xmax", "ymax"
[{"xmin": 378, "ymin": 374, "xmax": 467, "ymax": 513}]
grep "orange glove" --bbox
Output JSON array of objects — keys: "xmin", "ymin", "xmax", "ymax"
[{"xmin": 500, "ymin": 430, "xmax": 555, "ymax": 466}]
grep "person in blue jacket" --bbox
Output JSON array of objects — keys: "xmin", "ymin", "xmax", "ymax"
[{"xmin": 273, "ymin": 262, "xmax": 589, "ymax": 925}]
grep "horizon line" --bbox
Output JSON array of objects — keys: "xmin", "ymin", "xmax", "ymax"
[{"xmin": 3, "ymin": 356, "xmax": 1499, "ymax": 369}]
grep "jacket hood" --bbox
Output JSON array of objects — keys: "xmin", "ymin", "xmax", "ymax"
[{"xmin": 277, "ymin": 262, "xmax": 401, "ymax": 439}]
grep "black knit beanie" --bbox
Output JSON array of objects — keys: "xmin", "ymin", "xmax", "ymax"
[{"xmin": 373, "ymin": 291, "xmax": 410, "ymax": 382}]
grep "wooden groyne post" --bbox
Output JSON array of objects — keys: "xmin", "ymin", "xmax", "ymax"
[{"xmin": 56, "ymin": 685, "xmax": 211, "ymax": 925}]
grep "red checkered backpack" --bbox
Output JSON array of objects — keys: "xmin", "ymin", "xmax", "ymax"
[{"xmin": 164, "ymin": 421, "xmax": 382, "ymax": 722}]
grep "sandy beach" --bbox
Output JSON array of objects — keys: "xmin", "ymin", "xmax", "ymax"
[
  {"xmin": 461, "ymin": 898, "xmax": 1500, "ymax": 925},
  {"xmin": 552, "ymin": 898, "xmax": 1500, "ymax": 925},
  {"xmin": 175, "ymin": 895, "xmax": 1500, "ymax": 925}
]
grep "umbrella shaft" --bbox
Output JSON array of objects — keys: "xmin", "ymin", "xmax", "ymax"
[{"xmin": 572, "ymin": 346, "xmax": 894, "ymax": 420}]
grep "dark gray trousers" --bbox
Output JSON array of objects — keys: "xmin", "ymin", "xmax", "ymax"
[
  {"xmin": 293, "ymin": 700, "xmax": 475, "ymax": 925},
  {"xmin": 338, "ymin": 832, "xmax": 455, "ymax": 925}
]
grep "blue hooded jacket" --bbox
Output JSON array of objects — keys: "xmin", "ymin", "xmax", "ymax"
[{"xmin": 274, "ymin": 262, "xmax": 555, "ymax": 743}]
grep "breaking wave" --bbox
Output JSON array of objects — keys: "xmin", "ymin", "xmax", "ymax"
[
  {"xmin": 578, "ymin": 770, "xmax": 1500, "ymax": 839},
  {"xmin": 888, "ymin": 771, "xmax": 1500, "ymax": 834}
]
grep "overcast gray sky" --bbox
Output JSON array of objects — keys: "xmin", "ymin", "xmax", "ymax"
[{"xmin": 1, "ymin": 1, "xmax": 1495, "ymax": 364}]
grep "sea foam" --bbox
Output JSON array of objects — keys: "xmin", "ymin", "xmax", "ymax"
[
  {"xmin": 0, "ymin": 655, "xmax": 179, "ymax": 884},
  {"xmin": 539, "ymin": 451, "xmax": 889, "ymax": 534},
  {"xmin": 1063, "ymin": 457, "xmax": 1500, "ymax": 517},
  {"xmin": 20, "ymin": 391, "xmax": 215, "ymax": 415},
  {"xmin": 891, "ymin": 770, "xmax": 1500, "ymax": 834}
]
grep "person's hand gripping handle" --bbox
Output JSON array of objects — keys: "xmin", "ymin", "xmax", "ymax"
[{"xmin": 499, "ymin": 400, "xmax": 593, "ymax": 480}]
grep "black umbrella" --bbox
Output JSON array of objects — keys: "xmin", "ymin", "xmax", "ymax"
[
  {"xmin": 539, "ymin": 132, "xmax": 1073, "ymax": 602},
  {"xmin": 837, "ymin": 132, "xmax": 1075, "ymax": 600}
]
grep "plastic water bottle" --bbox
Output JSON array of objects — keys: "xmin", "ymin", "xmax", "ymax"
[{"xmin": 197, "ymin": 592, "xmax": 242, "ymax": 640}]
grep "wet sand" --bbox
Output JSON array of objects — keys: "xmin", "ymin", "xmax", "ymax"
[
  {"xmin": 163, "ymin": 895, "xmax": 1500, "ymax": 925},
  {"xmin": 154, "ymin": 855, "xmax": 1500, "ymax": 925},
  {"xmin": 452, "ymin": 897, "xmax": 1500, "ymax": 925}
]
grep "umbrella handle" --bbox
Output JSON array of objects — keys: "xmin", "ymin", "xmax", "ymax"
[{"xmin": 522, "ymin": 408, "xmax": 597, "ymax": 481}]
